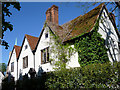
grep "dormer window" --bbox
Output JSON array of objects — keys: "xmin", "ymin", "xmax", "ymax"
[
  {"xmin": 45, "ymin": 33, "xmax": 48, "ymax": 39},
  {"xmin": 25, "ymin": 45, "xmax": 28, "ymax": 50}
]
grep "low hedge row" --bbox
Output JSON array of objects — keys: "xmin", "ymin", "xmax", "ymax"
[
  {"xmin": 46, "ymin": 62, "xmax": 120, "ymax": 89},
  {"xmin": 2, "ymin": 62, "xmax": 120, "ymax": 89}
]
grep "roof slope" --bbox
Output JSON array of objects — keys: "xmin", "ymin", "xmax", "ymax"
[
  {"xmin": 47, "ymin": 3, "xmax": 104, "ymax": 42},
  {"xmin": 46, "ymin": 22, "xmax": 65, "ymax": 41},
  {"xmin": 14, "ymin": 45, "xmax": 21, "ymax": 58},
  {"xmin": 25, "ymin": 34, "xmax": 39, "ymax": 51},
  {"xmin": 8, "ymin": 45, "xmax": 21, "ymax": 66}
]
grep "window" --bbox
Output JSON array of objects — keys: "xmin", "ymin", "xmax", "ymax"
[
  {"xmin": 25, "ymin": 45, "xmax": 28, "ymax": 50},
  {"xmin": 41, "ymin": 47, "xmax": 49, "ymax": 64},
  {"xmin": 11, "ymin": 62, "xmax": 14, "ymax": 72},
  {"xmin": 45, "ymin": 33, "xmax": 48, "ymax": 39},
  {"xmin": 23, "ymin": 56, "xmax": 28, "ymax": 69}
]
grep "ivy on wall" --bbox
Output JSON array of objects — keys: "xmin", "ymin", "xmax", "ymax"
[
  {"xmin": 74, "ymin": 20, "xmax": 109, "ymax": 67},
  {"xmin": 46, "ymin": 19, "xmax": 109, "ymax": 68},
  {"xmin": 48, "ymin": 25, "xmax": 75, "ymax": 70}
]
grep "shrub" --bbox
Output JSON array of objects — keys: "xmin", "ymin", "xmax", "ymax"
[
  {"xmin": 16, "ymin": 73, "xmax": 47, "ymax": 90},
  {"xmin": 2, "ymin": 77, "xmax": 15, "ymax": 90},
  {"xmin": 46, "ymin": 62, "xmax": 120, "ymax": 89},
  {"xmin": 2, "ymin": 62, "xmax": 120, "ymax": 89}
]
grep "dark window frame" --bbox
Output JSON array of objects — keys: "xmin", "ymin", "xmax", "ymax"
[
  {"xmin": 11, "ymin": 62, "xmax": 14, "ymax": 72},
  {"xmin": 41, "ymin": 47, "xmax": 49, "ymax": 64},
  {"xmin": 45, "ymin": 33, "xmax": 48, "ymax": 39},
  {"xmin": 25, "ymin": 45, "xmax": 28, "ymax": 50},
  {"xmin": 23, "ymin": 56, "xmax": 28, "ymax": 69}
]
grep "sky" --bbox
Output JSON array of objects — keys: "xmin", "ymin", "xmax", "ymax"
[{"xmin": 1, "ymin": 2, "xmax": 119, "ymax": 65}]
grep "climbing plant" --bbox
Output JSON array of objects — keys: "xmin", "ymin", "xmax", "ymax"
[
  {"xmin": 74, "ymin": 20, "xmax": 109, "ymax": 67},
  {"xmin": 48, "ymin": 25, "xmax": 75, "ymax": 70}
]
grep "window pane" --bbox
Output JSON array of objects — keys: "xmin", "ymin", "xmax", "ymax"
[
  {"xmin": 41, "ymin": 47, "xmax": 49, "ymax": 64},
  {"xmin": 25, "ymin": 45, "xmax": 28, "ymax": 50},
  {"xmin": 44, "ymin": 52, "xmax": 46, "ymax": 63},
  {"xmin": 23, "ymin": 56, "xmax": 28, "ymax": 68},
  {"xmin": 47, "ymin": 47, "xmax": 49, "ymax": 62},
  {"xmin": 11, "ymin": 62, "xmax": 14, "ymax": 72},
  {"xmin": 45, "ymin": 33, "xmax": 48, "ymax": 38}
]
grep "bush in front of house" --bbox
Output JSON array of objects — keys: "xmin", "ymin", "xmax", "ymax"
[
  {"xmin": 2, "ymin": 62, "xmax": 120, "ymax": 89},
  {"xmin": 16, "ymin": 73, "xmax": 47, "ymax": 90},
  {"xmin": 45, "ymin": 62, "xmax": 120, "ymax": 89},
  {"xmin": 45, "ymin": 67, "xmax": 83, "ymax": 89},
  {"xmin": 2, "ymin": 77, "xmax": 15, "ymax": 90}
]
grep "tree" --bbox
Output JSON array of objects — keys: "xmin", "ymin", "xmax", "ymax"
[
  {"xmin": 0, "ymin": 63, "xmax": 7, "ymax": 75},
  {"xmin": 1, "ymin": 2, "xmax": 21, "ymax": 49}
]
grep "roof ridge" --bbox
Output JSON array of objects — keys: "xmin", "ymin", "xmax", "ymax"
[
  {"xmin": 14, "ymin": 45, "xmax": 21, "ymax": 47},
  {"xmin": 25, "ymin": 34, "xmax": 38, "ymax": 38}
]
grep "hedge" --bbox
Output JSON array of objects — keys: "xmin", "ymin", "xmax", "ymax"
[{"xmin": 2, "ymin": 62, "xmax": 120, "ymax": 89}]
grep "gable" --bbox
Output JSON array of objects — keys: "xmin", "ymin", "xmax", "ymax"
[
  {"xmin": 18, "ymin": 37, "xmax": 33, "ymax": 60},
  {"xmin": 25, "ymin": 34, "xmax": 39, "ymax": 51},
  {"xmin": 8, "ymin": 48, "xmax": 16, "ymax": 66},
  {"xmin": 34, "ymin": 23, "xmax": 52, "ymax": 52},
  {"xmin": 17, "ymin": 34, "xmax": 38, "ymax": 59},
  {"xmin": 7, "ymin": 45, "xmax": 21, "ymax": 66}
]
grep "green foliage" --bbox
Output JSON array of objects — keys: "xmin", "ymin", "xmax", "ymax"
[
  {"xmin": 0, "ymin": 63, "xmax": 7, "ymax": 73},
  {"xmin": 46, "ymin": 62, "xmax": 120, "ymax": 89},
  {"xmin": 2, "ymin": 77, "xmax": 15, "ymax": 90},
  {"xmin": 16, "ymin": 75, "xmax": 47, "ymax": 90},
  {"xmin": 45, "ymin": 68, "xmax": 83, "ymax": 89},
  {"xmin": 49, "ymin": 29, "xmax": 75, "ymax": 70},
  {"xmin": 74, "ymin": 21, "xmax": 109, "ymax": 67},
  {"xmin": 2, "ymin": 62, "xmax": 120, "ymax": 89},
  {"xmin": 2, "ymin": 73, "xmax": 47, "ymax": 90},
  {"xmin": 1, "ymin": 2, "xmax": 21, "ymax": 49}
]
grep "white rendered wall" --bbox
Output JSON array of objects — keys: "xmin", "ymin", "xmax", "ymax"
[
  {"xmin": 98, "ymin": 9, "xmax": 120, "ymax": 62},
  {"xmin": 18, "ymin": 38, "xmax": 34, "ymax": 79},
  {"xmin": 35, "ymin": 26, "xmax": 54, "ymax": 74},
  {"xmin": 35, "ymin": 26, "xmax": 80, "ymax": 74},
  {"xmin": 67, "ymin": 45, "xmax": 80, "ymax": 68},
  {"xmin": 8, "ymin": 49, "xmax": 18, "ymax": 81}
]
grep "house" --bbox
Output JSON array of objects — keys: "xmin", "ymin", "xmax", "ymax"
[
  {"xmin": 17, "ymin": 34, "xmax": 38, "ymax": 79},
  {"xmin": 7, "ymin": 3, "xmax": 120, "ymax": 81},
  {"xmin": 7, "ymin": 45, "xmax": 21, "ymax": 81},
  {"xmin": 34, "ymin": 5, "xmax": 80, "ymax": 73},
  {"xmin": 34, "ymin": 3, "xmax": 120, "ymax": 72}
]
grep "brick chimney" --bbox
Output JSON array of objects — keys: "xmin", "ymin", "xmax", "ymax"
[{"xmin": 46, "ymin": 5, "xmax": 58, "ymax": 24}]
